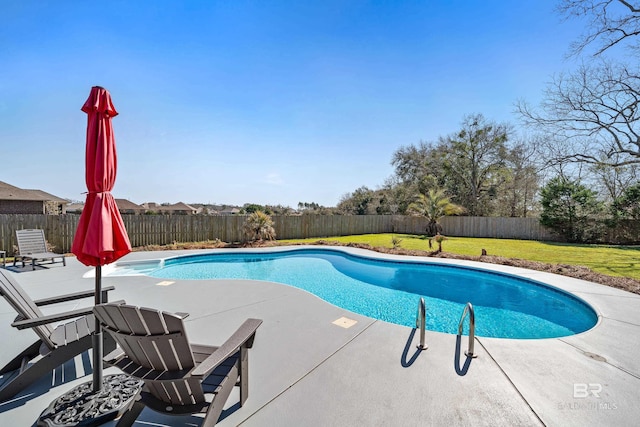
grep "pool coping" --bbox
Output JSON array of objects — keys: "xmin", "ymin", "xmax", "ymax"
[{"xmin": 1, "ymin": 246, "xmax": 639, "ymax": 426}]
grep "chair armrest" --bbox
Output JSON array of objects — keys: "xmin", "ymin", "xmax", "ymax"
[
  {"xmin": 11, "ymin": 307, "xmax": 94, "ymax": 330},
  {"xmin": 191, "ymin": 318, "xmax": 262, "ymax": 378},
  {"xmin": 11, "ymin": 299, "xmax": 125, "ymax": 330},
  {"xmin": 34, "ymin": 285, "xmax": 116, "ymax": 306},
  {"xmin": 174, "ymin": 312, "xmax": 189, "ymax": 319}
]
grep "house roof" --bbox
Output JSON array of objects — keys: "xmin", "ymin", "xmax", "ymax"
[
  {"xmin": 220, "ymin": 207, "xmax": 241, "ymax": 214},
  {"xmin": 25, "ymin": 189, "xmax": 68, "ymax": 203},
  {"xmin": 156, "ymin": 202, "xmax": 197, "ymax": 211},
  {"xmin": 0, "ymin": 181, "xmax": 66, "ymax": 202},
  {"xmin": 115, "ymin": 199, "xmax": 145, "ymax": 211}
]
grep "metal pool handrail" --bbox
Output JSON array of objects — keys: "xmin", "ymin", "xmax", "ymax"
[
  {"xmin": 458, "ymin": 302, "xmax": 478, "ymax": 358},
  {"xmin": 416, "ymin": 297, "xmax": 427, "ymax": 350}
]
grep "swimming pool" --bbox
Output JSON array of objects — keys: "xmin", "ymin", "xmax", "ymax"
[{"xmin": 113, "ymin": 248, "xmax": 598, "ymax": 339}]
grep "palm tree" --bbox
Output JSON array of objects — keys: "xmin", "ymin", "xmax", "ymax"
[
  {"xmin": 407, "ymin": 189, "xmax": 464, "ymax": 236},
  {"xmin": 242, "ymin": 211, "xmax": 276, "ymax": 242}
]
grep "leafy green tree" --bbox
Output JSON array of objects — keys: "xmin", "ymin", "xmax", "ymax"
[
  {"xmin": 379, "ymin": 177, "xmax": 414, "ymax": 214},
  {"xmin": 611, "ymin": 182, "xmax": 640, "ymax": 220},
  {"xmin": 440, "ymin": 114, "xmax": 510, "ymax": 215},
  {"xmin": 540, "ymin": 177, "xmax": 605, "ymax": 242},
  {"xmin": 387, "ymin": 154, "xmax": 442, "ymax": 215},
  {"xmin": 242, "ymin": 203, "xmax": 271, "ymax": 215},
  {"xmin": 391, "ymin": 141, "xmax": 444, "ymax": 185},
  {"xmin": 242, "ymin": 211, "xmax": 276, "ymax": 242},
  {"xmin": 337, "ymin": 186, "xmax": 379, "ymax": 215},
  {"xmin": 296, "ymin": 201, "xmax": 336, "ymax": 215},
  {"xmin": 407, "ymin": 189, "xmax": 464, "ymax": 236},
  {"xmin": 391, "ymin": 114, "xmax": 513, "ymax": 216}
]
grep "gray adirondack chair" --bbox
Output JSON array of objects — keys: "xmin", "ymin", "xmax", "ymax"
[
  {"xmin": 0, "ymin": 269, "xmax": 116, "ymax": 401},
  {"xmin": 14, "ymin": 229, "xmax": 66, "ymax": 270},
  {"xmin": 93, "ymin": 303, "xmax": 262, "ymax": 427}
]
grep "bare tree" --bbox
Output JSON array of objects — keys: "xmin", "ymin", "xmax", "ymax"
[
  {"xmin": 559, "ymin": 0, "xmax": 640, "ymax": 56},
  {"xmin": 496, "ymin": 139, "xmax": 541, "ymax": 217},
  {"xmin": 587, "ymin": 160, "xmax": 640, "ymax": 201},
  {"xmin": 517, "ymin": 61, "xmax": 640, "ymax": 167}
]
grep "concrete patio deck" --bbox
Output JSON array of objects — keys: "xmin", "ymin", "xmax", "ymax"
[{"xmin": 0, "ymin": 246, "xmax": 639, "ymax": 426}]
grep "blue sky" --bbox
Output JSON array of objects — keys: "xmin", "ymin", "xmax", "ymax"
[{"xmin": 1, "ymin": 1, "xmax": 587, "ymax": 207}]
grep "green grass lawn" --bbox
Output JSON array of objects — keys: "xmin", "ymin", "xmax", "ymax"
[{"xmin": 279, "ymin": 234, "xmax": 640, "ymax": 281}]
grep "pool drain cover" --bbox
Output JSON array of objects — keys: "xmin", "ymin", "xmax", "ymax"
[
  {"xmin": 333, "ymin": 317, "xmax": 357, "ymax": 328},
  {"xmin": 155, "ymin": 280, "xmax": 175, "ymax": 286}
]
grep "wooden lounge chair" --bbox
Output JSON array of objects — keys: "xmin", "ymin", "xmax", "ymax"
[
  {"xmin": 0, "ymin": 269, "xmax": 116, "ymax": 401},
  {"xmin": 14, "ymin": 229, "xmax": 66, "ymax": 270},
  {"xmin": 93, "ymin": 303, "xmax": 262, "ymax": 427}
]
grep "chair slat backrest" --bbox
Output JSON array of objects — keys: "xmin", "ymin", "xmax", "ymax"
[
  {"xmin": 94, "ymin": 303, "xmax": 196, "ymax": 372},
  {"xmin": 15, "ymin": 229, "xmax": 48, "ymax": 255},
  {"xmin": 0, "ymin": 270, "xmax": 55, "ymax": 348}
]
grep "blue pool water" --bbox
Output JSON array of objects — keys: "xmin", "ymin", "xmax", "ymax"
[{"xmin": 140, "ymin": 248, "xmax": 597, "ymax": 339}]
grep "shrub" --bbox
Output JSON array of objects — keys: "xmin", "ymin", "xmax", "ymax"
[
  {"xmin": 391, "ymin": 235, "xmax": 403, "ymax": 249},
  {"xmin": 430, "ymin": 233, "xmax": 448, "ymax": 253},
  {"xmin": 242, "ymin": 211, "xmax": 276, "ymax": 242}
]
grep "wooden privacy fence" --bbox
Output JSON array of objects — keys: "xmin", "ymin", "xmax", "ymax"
[
  {"xmin": 438, "ymin": 216, "xmax": 560, "ymax": 241},
  {"xmin": 1, "ymin": 214, "xmax": 564, "ymax": 255}
]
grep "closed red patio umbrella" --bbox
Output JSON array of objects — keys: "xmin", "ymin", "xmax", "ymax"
[{"xmin": 71, "ymin": 86, "xmax": 131, "ymax": 392}]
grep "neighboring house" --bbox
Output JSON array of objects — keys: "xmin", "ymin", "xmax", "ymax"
[
  {"xmin": 66, "ymin": 203, "xmax": 84, "ymax": 214},
  {"xmin": 115, "ymin": 199, "xmax": 146, "ymax": 215},
  {"xmin": 69, "ymin": 199, "xmax": 147, "ymax": 215},
  {"xmin": 219, "ymin": 207, "xmax": 241, "ymax": 215},
  {"xmin": 154, "ymin": 202, "xmax": 198, "ymax": 215},
  {"xmin": 0, "ymin": 181, "xmax": 68, "ymax": 214},
  {"xmin": 27, "ymin": 189, "xmax": 69, "ymax": 214},
  {"xmin": 190, "ymin": 203, "xmax": 215, "ymax": 215},
  {"xmin": 141, "ymin": 202, "xmax": 197, "ymax": 215}
]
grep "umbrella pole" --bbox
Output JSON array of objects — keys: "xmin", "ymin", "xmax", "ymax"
[
  {"xmin": 93, "ymin": 264, "xmax": 103, "ymax": 392},
  {"xmin": 37, "ymin": 262, "xmax": 143, "ymax": 425}
]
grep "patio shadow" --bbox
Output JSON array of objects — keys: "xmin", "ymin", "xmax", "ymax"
[
  {"xmin": 454, "ymin": 335, "xmax": 473, "ymax": 376},
  {"xmin": 0, "ymin": 351, "xmax": 89, "ymax": 413},
  {"xmin": 401, "ymin": 328, "xmax": 424, "ymax": 367}
]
